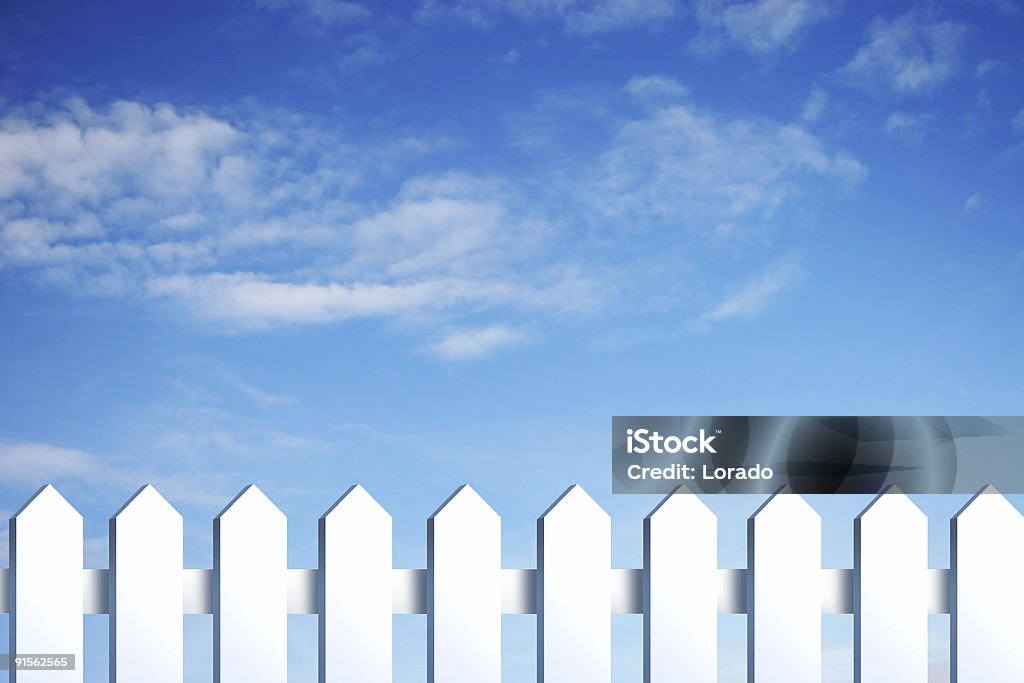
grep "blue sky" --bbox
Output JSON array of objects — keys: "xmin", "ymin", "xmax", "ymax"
[{"xmin": 1, "ymin": 0, "xmax": 1023, "ymax": 681}]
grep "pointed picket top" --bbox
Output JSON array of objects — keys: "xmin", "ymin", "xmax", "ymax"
[
  {"xmin": 953, "ymin": 484, "xmax": 1012, "ymax": 519},
  {"xmin": 215, "ymin": 484, "xmax": 287, "ymax": 683},
  {"xmin": 430, "ymin": 483, "xmax": 498, "ymax": 521},
  {"xmin": 645, "ymin": 484, "xmax": 714, "ymax": 521},
  {"xmin": 114, "ymin": 483, "xmax": 182, "ymax": 520},
  {"xmin": 856, "ymin": 484, "xmax": 924, "ymax": 521},
  {"xmin": 951, "ymin": 484, "xmax": 1024, "ymax": 682},
  {"xmin": 13, "ymin": 483, "xmax": 81, "ymax": 521},
  {"xmin": 538, "ymin": 484, "xmax": 611, "ymax": 683},
  {"xmin": 750, "ymin": 484, "xmax": 817, "ymax": 520},
  {"xmin": 11, "ymin": 484, "xmax": 83, "ymax": 682},
  {"xmin": 540, "ymin": 483, "xmax": 609, "ymax": 521},
  {"xmin": 216, "ymin": 483, "xmax": 284, "ymax": 521},
  {"xmin": 855, "ymin": 484, "xmax": 927, "ymax": 683},
  {"xmin": 428, "ymin": 484, "xmax": 501, "ymax": 683},
  {"xmin": 320, "ymin": 485, "xmax": 392, "ymax": 683},
  {"xmin": 748, "ymin": 486, "xmax": 821, "ymax": 683},
  {"xmin": 644, "ymin": 485, "xmax": 716, "ymax": 683},
  {"xmin": 322, "ymin": 484, "xmax": 391, "ymax": 522},
  {"xmin": 110, "ymin": 484, "xmax": 184, "ymax": 683}
]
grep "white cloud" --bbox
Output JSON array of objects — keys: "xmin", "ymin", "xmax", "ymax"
[
  {"xmin": 424, "ymin": 325, "xmax": 530, "ymax": 359},
  {"xmin": 693, "ymin": 0, "xmax": 834, "ymax": 54},
  {"xmin": 1013, "ymin": 109, "xmax": 1024, "ymax": 135},
  {"xmin": 885, "ymin": 111, "xmax": 933, "ymax": 142},
  {"xmin": 975, "ymin": 59, "xmax": 1007, "ymax": 78},
  {"xmin": 145, "ymin": 272, "xmax": 528, "ymax": 329},
  {"xmin": 588, "ymin": 98, "xmax": 865, "ymax": 230},
  {"xmin": 255, "ymin": 0, "xmax": 371, "ymax": 29},
  {"xmin": 416, "ymin": 0, "xmax": 678, "ymax": 34},
  {"xmin": 801, "ymin": 88, "xmax": 829, "ymax": 123},
  {"xmin": 335, "ymin": 32, "xmax": 390, "ymax": 71},
  {"xmin": 0, "ymin": 100, "xmax": 239, "ymax": 209},
  {"xmin": 694, "ymin": 256, "xmax": 805, "ymax": 329},
  {"xmin": 963, "ymin": 194, "xmax": 983, "ymax": 212},
  {"xmin": 557, "ymin": 0, "xmax": 678, "ymax": 33},
  {"xmin": 623, "ymin": 76, "xmax": 689, "ymax": 107},
  {"xmin": 966, "ymin": 0, "xmax": 1023, "ymax": 14},
  {"xmin": 841, "ymin": 9, "xmax": 966, "ymax": 95}
]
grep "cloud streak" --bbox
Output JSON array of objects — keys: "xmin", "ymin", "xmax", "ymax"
[
  {"xmin": 587, "ymin": 96, "xmax": 865, "ymax": 232},
  {"xmin": 424, "ymin": 325, "xmax": 530, "ymax": 359},
  {"xmin": 693, "ymin": 0, "xmax": 834, "ymax": 54},
  {"xmin": 841, "ymin": 9, "xmax": 966, "ymax": 95},
  {"xmin": 416, "ymin": 0, "xmax": 678, "ymax": 34},
  {"xmin": 694, "ymin": 256, "xmax": 806, "ymax": 329}
]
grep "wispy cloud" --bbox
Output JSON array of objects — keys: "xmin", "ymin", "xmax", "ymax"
[
  {"xmin": 145, "ymin": 272, "xmax": 533, "ymax": 329},
  {"xmin": 841, "ymin": 9, "xmax": 966, "ymax": 95},
  {"xmin": 254, "ymin": 0, "xmax": 372, "ymax": 30},
  {"xmin": 424, "ymin": 324, "xmax": 530, "ymax": 359},
  {"xmin": 963, "ymin": 193, "xmax": 983, "ymax": 213},
  {"xmin": 693, "ymin": 0, "xmax": 834, "ymax": 54},
  {"xmin": 1013, "ymin": 108, "xmax": 1024, "ymax": 135},
  {"xmin": 416, "ymin": 0, "xmax": 678, "ymax": 34},
  {"xmin": 693, "ymin": 256, "xmax": 806, "ymax": 330},
  {"xmin": 0, "ymin": 440, "xmax": 229, "ymax": 507},
  {"xmin": 885, "ymin": 110, "xmax": 934, "ymax": 142},
  {"xmin": 965, "ymin": 0, "xmax": 1023, "ymax": 15},
  {"xmin": 586, "ymin": 96, "xmax": 865, "ymax": 232},
  {"xmin": 801, "ymin": 88, "xmax": 829, "ymax": 123},
  {"xmin": 623, "ymin": 75, "xmax": 689, "ymax": 107}
]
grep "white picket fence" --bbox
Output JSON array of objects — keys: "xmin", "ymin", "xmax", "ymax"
[{"xmin": 2, "ymin": 483, "xmax": 1024, "ymax": 682}]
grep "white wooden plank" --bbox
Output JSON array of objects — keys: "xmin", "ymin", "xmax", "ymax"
[
  {"xmin": 214, "ymin": 485, "xmax": 287, "ymax": 683},
  {"xmin": 537, "ymin": 485, "xmax": 610, "ymax": 683},
  {"xmin": 428, "ymin": 485, "xmax": 501, "ymax": 683},
  {"xmin": 320, "ymin": 485, "xmax": 392, "ymax": 683},
  {"xmin": 951, "ymin": 485, "xmax": 1024, "ymax": 682},
  {"xmin": 854, "ymin": 487, "xmax": 927, "ymax": 683},
  {"xmin": 644, "ymin": 486, "xmax": 716, "ymax": 683},
  {"xmin": 110, "ymin": 485, "xmax": 183, "ymax": 683},
  {"xmin": 10, "ymin": 485, "xmax": 83, "ymax": 682},
  {"xmin": 748, "ymin": 489, "xmax": 821, "ymax": 683}
]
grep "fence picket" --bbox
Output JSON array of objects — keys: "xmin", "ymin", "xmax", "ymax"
[
  {"xmin": 428, "ymin": 485, "xmax": 501, "ymax": 683},
  {"xmin": 214, "ymin": 485, "xmax": 287, "ymax": 683},
  {"xmin": 644, "ymin": 485, "xmax": 716, "ymax": 683},
  {"xmin": 748, "ymin": 489, "xmax": 821, "ymax": 683},
  {"xmin": 854, "ymin": 486, "xmax": 927, "ymax": 683},
  {"xmin": 9, "ymin": 485, "xmax": 83, "ymax": 682},
  {"xmin": 951, "ymin": 485, "xmax": 1024, "ymax": 682},
  {"xmin": 319, "ymin": 485, "xmax": 392, "ymax": 683},
  {"xmin": 110, "ymin": 485, "xmax": 183, "ymax": 683},
  {"xmin": 537, "ymin": 485, "xmax": 610, "ymax": 683}
]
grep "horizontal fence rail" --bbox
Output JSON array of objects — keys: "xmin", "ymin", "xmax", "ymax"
[
  {"xmin": 3, "ymin": 482, "xmax": 1021, "ymax": 683},
  {"xmin": 0, "ymin": 566, "xmax": 953, "ymax": 615}
]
